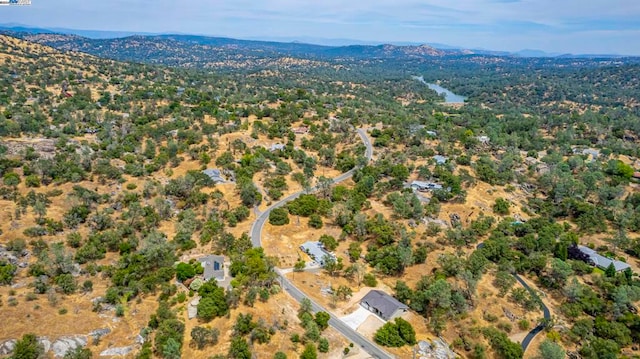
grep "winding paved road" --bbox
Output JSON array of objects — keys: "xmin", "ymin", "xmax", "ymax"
[
  {"xmin": 514, "ymin": 274, "xmax": 551, "ymax": 351},
  {"xmin": 250, "ymin": 128, "xmax": 372, "ymax": 247},
  {"xmin": 250, "ymin": 128, "xmax": 393, "ymax": 358},
  {"xmin": 277, "ymin": 270, "xmax": 394, "ymax": 359},
  {"xmin": 476, "ymin": 243, "xmax": 551, "ymax": 352}
]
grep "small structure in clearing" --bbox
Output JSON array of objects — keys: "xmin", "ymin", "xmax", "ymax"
[
  {"xmin": 202, "ymin": 168, "xmax": 226, "ymax": 184},
  {"xmin": 198, "ymin": 255, "xmax": 225, "ymax": 281},
  {"xmin": 299, "ymin": 241, "xmax": 335, "ymax": 266},
  {"xmin": 410, "ymin": 180, "xmax": 443, "ymax": 192},
  {"xmin": 360, "ymin": 290, "xmax": 409, "ymax": 321}
]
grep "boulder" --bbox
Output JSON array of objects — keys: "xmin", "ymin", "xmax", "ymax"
[
  {"xmin": 89, "ymin": 328, "xmax": 111, "ymax": 339},
  {"xmin": 51, "ymin": 336, "xmax": 88, "ymax": 358},
  {"xmin": 415, "ymin": 338, "xmax": 457, "ymax": 359},
  {"xmin": 0, "ymin": 340, "xmax": 17, "ymax": 356},
  {"xmin": 135, "ymin": 334, "xmax": 145, "ymax": 345},
  {"xmin": 37, "ymin": 337, "xmax": 51, "ymax": 353},
  {"xmin": 187, "ymin": 296, "xmax": 201, "ymax": 319},
  {"xmin": 100, "ymin": 346, "xmax": 134, "ymax": 357}
]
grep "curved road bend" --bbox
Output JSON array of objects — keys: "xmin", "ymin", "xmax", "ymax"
[
  {"xmin": 250, "ymin": 128, "xmax": 373, "ymax": 247},
  {"xmin": 250, "ymin": 129, "xmax": 393, "ymax": 358},
  {"xmin": 514, "ymin": 274, "xmax": 551, "ymax": 351},
  {"xmin": 476, "ymin": 243, "xmax": 551, "ymax": 352}
]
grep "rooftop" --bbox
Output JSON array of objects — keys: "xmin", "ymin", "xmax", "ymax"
[
  {"xmin": 360, "ymin": 290, "xmax": 408, "ymax": 320},
  {"xmin": 198, "ymin": 255, "xmax": 225, "ymax": 281},
  {"xmin": 578, "ymin": 245, "xmax": 631, "ymax": 272},
  {"xmin": 203, "ymin": 168, "xmax": 225, "ymax": 183},
  {"xmin": 300, "ymin": 241, "xmax": 334, "ymax": 265}
]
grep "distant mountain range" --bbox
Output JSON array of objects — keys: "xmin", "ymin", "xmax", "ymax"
[{"xmin": 0, "ymin": 24, "xmax": 632, "ymax": 63}]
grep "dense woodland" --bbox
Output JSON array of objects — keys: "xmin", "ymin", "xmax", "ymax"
[{"xmin": 1, "ymin": 31, "xmax": 640, "ymax": 359}]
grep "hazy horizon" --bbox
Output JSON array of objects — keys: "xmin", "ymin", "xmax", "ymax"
[{"xmin": 2, "ymin": 0, "xmax": 640, "ymax": 55}]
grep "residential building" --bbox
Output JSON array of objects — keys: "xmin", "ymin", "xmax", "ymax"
[
  {"xmin": 300, "ymin": 241, "xmax": 335, "ymax": 266},
  {"xmin": 577, "ymin": 245, "xmax": 631, "ymax": 272},
  {"xmin": 203, "ymin": 168, "xmax": 226, "ymax": 184},
  {"xmin": 360, "ymin": 290, "xmax": 409, "ymax": 321},
  {"xmin": 198, "ymin": 255, "xmax": 225, "ymax": 281}
]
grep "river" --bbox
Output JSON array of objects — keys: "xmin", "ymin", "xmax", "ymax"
[{"xmin": 412, "ymin": 75, "xmax": 466, "ymax": 104}]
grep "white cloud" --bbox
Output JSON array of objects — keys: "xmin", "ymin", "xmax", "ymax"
[{"xmin": 4, "ymin": 0, "xmax": 640, "ymax": 54}]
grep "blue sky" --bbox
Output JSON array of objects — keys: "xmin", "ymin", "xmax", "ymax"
[{"xmin": 2, "ymin": 0, "xmax": 640, "ymax": 54}]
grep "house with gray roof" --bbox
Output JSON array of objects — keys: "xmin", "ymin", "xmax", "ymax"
[
  {"xmin": 300, "ymin": 241, "xmax": 335, "ymax": 266},
  {"xmin": 577, "ymin": 245, "xmax": 631, "ymax": 272},
  {"xmin": 360, "ymin": 290, "xmax": 409, "ymax": 321},
  {"xmin": 203, "ymin": 168, "xmax": 225, "ymax": 184},
  {"xmin": 198, "ymin": 255, "xmax": 225, "ymax": 281}
]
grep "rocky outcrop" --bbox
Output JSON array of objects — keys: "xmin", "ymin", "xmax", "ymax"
[
  {"xmin": 0, "ymin": 340, "xmax": 16, "ymax": 356},
  {"xmin": 100, "ymin": 346, "xmax": 134, "ymax": 357},
  {"xmin": 135, "ymin": 334, "xmax": 145, "ymax": 345},
  {"xmin": 0, "ymin": 245, "xmax": 30, "ymax": 269},
  {"xmin": 51, "ymin": 336, "xmax": 88, "ymax": 357},
  {"xmin": 502, "ymin": 307, "xmax": 518, "ymax": 322},
  {"xmin": 188, "ymin": 296, "xmax": 201, "ymax": 319},
  {"xmin": 0, "ymin": 335, "xmax": 88, "ymax": 357},
  {"xmin": 415, "ymin": 339, "xmax": 458, "ymax": 359},
  {"xmin": 38, "ymin": 337, "xmax": 52, "ymax": 354},
  {"xmin": 89, "ymin": 328, "xmax": 111, "ymax": 339}
]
